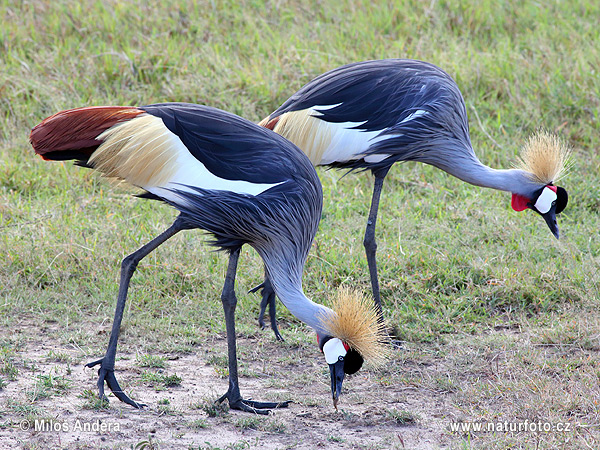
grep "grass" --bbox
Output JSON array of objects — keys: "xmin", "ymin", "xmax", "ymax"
[
  {"xmin": 140, "ymin": 370, "xmax": 182, "ymax": 389},
  {"xmin": 234, "ymin": 416, "xmax": 287, "ymax": 433},
  {"xmin": 78, "ymin": 389, "xmax": 111, "ymax": 411},
  {"xmin": 0, "ymin": 346, "xmax": 18, "ymax": 381},
  {"xmin": 385, "ymin": 408, "xmax": 420, "ymax": 425},
  {"xmin": 136, "ymin": 354, "xmax": 167, "ymax": 369},
  {"xmin": 1, "ymin": 0, "xmax": 599, "ymax": 449},
  {"xmin": 27, "ymin": 373, "xmax": 71, "ymax": 401},
  {"xmin": 199, "ymin": 398, "xmax": 230, "ymax": 418}
]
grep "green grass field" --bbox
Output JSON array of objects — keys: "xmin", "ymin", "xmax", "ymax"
[{"xmin": 1, "ymin": 1, "xmax": 599, "ymax": 449}]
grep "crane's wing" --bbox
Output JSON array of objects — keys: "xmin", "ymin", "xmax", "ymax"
[
  {"xmin": 260, "ymin": 59, "xmax": 473, "ymax": 169},
  {"xmin": 140, "ymin": 103, "xmax": 307, "ymax": 186},
  {"xmin": 31, "ymin": 103, "xmax": 322, "ymax": 251},
  {"xmin": 262, "ymin": 59, "xmax": 455, "ymax": 132},
  {"xmin": 31, "ymin": 103, "xmax": 308, "ymax": 198}
]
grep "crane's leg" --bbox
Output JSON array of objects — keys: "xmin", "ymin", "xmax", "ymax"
[
  {"xmin": 86, "ymin": 217, "xmax": 186, "ymax": 408},
  {"xmin": 363, "ymin": 168, "xmax": 390, "ymax": 319},
  {"xmin": 253, "ymin": 277, "xmax": 284, "ymax": 341},
  {"xmin": 217, "ymin": 248, "xmax": 290, "ymax": 414}
]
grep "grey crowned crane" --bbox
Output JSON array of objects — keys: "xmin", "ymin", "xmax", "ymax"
[
  {"xmin": 29, "ymin": 103, "xmax": 388, "ymax": 413},
  {"xmin": 257, "ymin": 59, "xmax": 570, "ymax": 339}
]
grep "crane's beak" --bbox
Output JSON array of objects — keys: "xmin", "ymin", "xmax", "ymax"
[
  {"xmin": 329, "ymin": 359, "xmax": 345, "ymax": 410},
  {"xmin": 541, "ymin": 203, "xmax": 559, "ymax": 239}
]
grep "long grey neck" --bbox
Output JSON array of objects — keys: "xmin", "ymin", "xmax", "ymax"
[
  {"xmin": 431, "ymin": 154, "xmax": 543, "ymax": 198},
  {"xmin": 261, "ymin": 257, "xmax": 333, "ymax": 337}
]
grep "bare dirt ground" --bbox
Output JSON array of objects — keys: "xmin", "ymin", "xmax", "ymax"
[
  {"xmin": 1, "ymin": 321, "xmax": 458, "ymax": 450},
  {"xmin": 2, "ymin": 316, "xmax": 597, "ymax": 450}
]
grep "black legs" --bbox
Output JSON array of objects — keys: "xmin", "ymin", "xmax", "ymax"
[
  {"xmin": 255, "ymin": 278, "xmax": 283, "ymax": 341},
  {"xmin": 217, "ymin": 249, "xmax": 290, "ymax": 414},
  {"xmin": 363, "ymin": 168, "xmax": 389, "ymax": 319},
  {"xmin": 83, "ymin": 213, "xmax": 291, "ymax": 412},
  {"xmin": 86, "ymin": 218, "xmax": 185, "ymax": 408},
  {"xmin": 87, "ymin": 223, "xmax": 287, "ymax": 413}
]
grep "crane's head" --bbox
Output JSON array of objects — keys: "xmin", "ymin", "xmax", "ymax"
[
  {"xmin": 511, "ymin": 131, "xmax": 571, "ymax": 239},
  {"xmin": 317, "ymin": 288, "xmax": 389, "ymax": 410},
  {"xmin": 511, "ymin": 184, "xmax": 568, "ymax": 238},
  {"xmin": 318, "ymin": 335, "xmax": 364, "ymax": 410}
]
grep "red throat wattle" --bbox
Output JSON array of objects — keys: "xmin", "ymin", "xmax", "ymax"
[
  {"xmin": 511, "ymin": 193, "xmax": 530, "ymax": 211},
  {"xmin": 511, "ymin": 185, "xmax": 557, "ymax": 212}
]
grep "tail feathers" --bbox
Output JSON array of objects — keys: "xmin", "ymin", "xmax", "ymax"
[{"xmin": 30, "ymin": 106, "xmax": 144, "ymax": 162}]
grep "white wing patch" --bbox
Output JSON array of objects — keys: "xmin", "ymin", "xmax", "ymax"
[
  {"xmin": 272, "ymin": 107, "xmax": 392, "ymax": 165},
  {"xmin": 90, "ymin": 114, "xmax": 282, "ymax": 202},
  {"xmin": 315, "ymin": 119, "xmax": 391, "ymax": 165},
  {"xmin": 272, "ymin": 105, "xmax": 428, "ymax": 166},
  {"xmin": 310, "ymin": 104, "xmax": 393, "ymax": 164}
]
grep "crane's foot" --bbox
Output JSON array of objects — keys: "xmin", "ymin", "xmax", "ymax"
[
  {"xmin": 217, "ymin": 391, "xmax": 290, "ymax": 415},
  {"xmin": 248, "ymin": 282, "xmax": 266, "ymax": 330},
  {"xmin": 250, "ymin": 281, "xmax": 284, "ymax": 341},
  {"xmin": 85, "ymin": 358, "xmax": 146, "ymax": 409}
]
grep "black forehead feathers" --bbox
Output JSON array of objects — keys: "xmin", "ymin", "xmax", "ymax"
[
  {"xmin": 344, "ymin": 348, "xmax": 364, "ymax": 375},
  {"xmin": 555, "ymin": 186, "xmax": 568, "ymax": 214}
]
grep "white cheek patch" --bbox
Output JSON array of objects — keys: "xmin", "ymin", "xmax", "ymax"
[
  {"xmin": 323, "ymin": 338, "xmax": 347, "ymax": 365},
  {"xmin": 534, "ymin": 187, "xmax": 557, "ymax": 214}
]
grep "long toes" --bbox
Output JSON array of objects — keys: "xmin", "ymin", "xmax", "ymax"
[
  {"xmin": 248, "ymin": 282, "xmax": 265, "ymax": 294},
  {"xmin": 85, "ymin": 358, "xmax": 104, "ymax": 369},
  {"xmin": 92, "ymin": 365, "xmax": 145, "ymax": 408},
  {"xmin": 235, "ymin": 402, "xmax": 271, "ymax": 415},
  {"xmin": 270, "ymin": 316, "xmax": 284, "ymax": 341},
  {"xmin": 104, "ymin": 371, "xmax": 145, "ymax": 408},
  {"xmin": 96, "ymin": 373, "xmax": 107, "ymax": 400},
  {"xmin": 224, "ymin": 396, "xmax": 291, "ymax": 414},
  {"xmin": 273, "ymin": 329, "xmax": 284, "ymax": 341},
  {"xmin": 243, "ymin": 399, "xmax": 291, "ymax": 409}
]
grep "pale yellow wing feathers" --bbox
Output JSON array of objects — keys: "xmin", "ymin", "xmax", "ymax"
[
  {"xmin": 125, "ymin": 131, "xmax": 175, "ymax": 184},
  {"xmin": 273, "ymin": 110, "xmax": 333, "ymax": 165},
  {"xmin": 90, "ymin": 114, "xmax": 179, "ymax": 187}
]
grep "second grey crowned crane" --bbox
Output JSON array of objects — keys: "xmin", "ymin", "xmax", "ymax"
[
  {"xmin": 257, "ymin": 59, "xmax": 570, "ymax": 339},
  {"xmin": 29, "ymin": 103, "xmax": 388, "ymax": 413}
]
